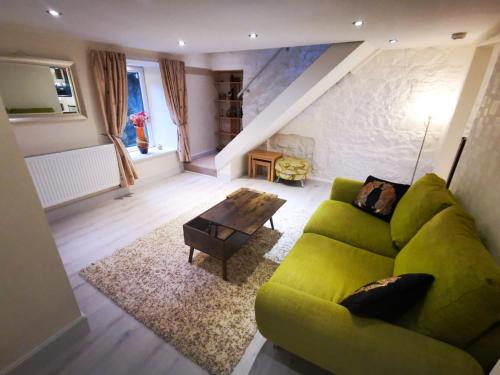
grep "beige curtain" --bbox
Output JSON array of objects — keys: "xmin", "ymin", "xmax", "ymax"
[
  {"xmin": 91, "ymin": 50, "xmax": 137, "ymax": 187},
  {"xmin": 159, "ymin": 59, "xmax": 191, "ymax": 162}
]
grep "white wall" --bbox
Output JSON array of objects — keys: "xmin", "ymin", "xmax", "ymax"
[
  {"xmin": 0, "ymin": 26, "xmax": 104, "ymax": 156},
  {"xmin": 185, "ymin": 67, "xmax": 218, "ymax": 158},
  {"xmin": 0, "ymin": 25, "xmax": 218, "ymax": 187},
  {"xmin": 132, "ymin": 151, "xmax": 183, "ymax": 186},
  {"xmin": 0, "ymin": 63, "xmax": 61, "ymax": 113},
  {"xmin": 0, "ymin": 97, "xmax": 82, "ymax": 371},
  {"xmin": 210, "ymin": 44, "xmax": 330, "ymax": 128},
  {"xmin": 434, "ymin": 46, "xmax": 496, "ymax": 179},
  {"xmin": 451, "ymin": 46, "xmax": 500, "ymax": 262},
  {"xmin": 280, "ymin": 46, "xmax": 474, "ymax": 183},
  {"xmin": 215, "ymin": 42, "xmax": 375, "ymax": 177}
]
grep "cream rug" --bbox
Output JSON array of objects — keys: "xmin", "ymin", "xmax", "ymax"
[{"xmin": 80, "ymin": 204, "xmax": 310, "ymax": 375}]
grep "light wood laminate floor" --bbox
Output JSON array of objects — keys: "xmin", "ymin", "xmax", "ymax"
[{"xmin": 43, "ymin": 172, "xmax": 332, "ymax": 375}]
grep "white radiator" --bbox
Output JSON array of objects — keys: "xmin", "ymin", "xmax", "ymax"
[{"xmin": 25, "ymin": 144, "xmax": 121, "ymax": 208}]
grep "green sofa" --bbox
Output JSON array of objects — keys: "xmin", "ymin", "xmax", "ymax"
[{"xmin": 255, "ymin": 174, "xmax": 500, "ymax": 375}]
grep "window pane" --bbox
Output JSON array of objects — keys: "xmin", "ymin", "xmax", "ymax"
[{"xmin": 122, "ymin": 70, "xmax": 148, "ymax": 147}]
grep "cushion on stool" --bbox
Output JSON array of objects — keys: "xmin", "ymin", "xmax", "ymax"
[{"xmin": 275, "ymin": 157, "xmax": 311, "ymax": 181}]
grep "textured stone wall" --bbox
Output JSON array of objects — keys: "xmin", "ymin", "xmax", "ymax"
[
  {"xmin": 280, "ymin": 46, "xmax": 474, "ymax": 183},
  {"xmin": 210, "ymin": 44, "xmax": 330, "ymax": 127},
  {"xmin": 268, "ymin": 133, "xmax": 315, "ymax": 160},
  {"xmin": 451, "ymin": 50, "xmax": 500, "ymax": 262}
]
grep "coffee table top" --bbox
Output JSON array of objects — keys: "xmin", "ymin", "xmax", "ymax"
[{"xmin": 199, "ymin": 188, "xmax": 286, "ymax": 236}]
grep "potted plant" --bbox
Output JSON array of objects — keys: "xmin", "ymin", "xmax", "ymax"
[{"xmin": 129, "ymin": 111, "xmax": 150, "ymax": 154}]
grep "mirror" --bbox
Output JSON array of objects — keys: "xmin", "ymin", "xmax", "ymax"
[{"xmin": 0, "ymin": 56, "xmax": 86, "ymax": 122}]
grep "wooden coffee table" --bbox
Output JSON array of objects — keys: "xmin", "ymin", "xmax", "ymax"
[{"xmin": 183, "ymin": 188, "xmax": 286, "ymax": 280}]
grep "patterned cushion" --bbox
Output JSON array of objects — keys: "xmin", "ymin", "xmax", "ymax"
[
  {"xmin": 275, "ymin": 157, "xmax": 311, "ymax": 181},
  {"xmin": 352, "ymin": 175, "xmax": 410, "ymax": 222}
]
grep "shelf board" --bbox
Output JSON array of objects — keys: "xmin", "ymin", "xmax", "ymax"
[
  {"xmin": 215, "ymin": 81, "xmax": 242, "ymax": 84},
  {"xmin": 215, "ymin": 99, "xmax": 242, "ymax": 103},
  {"xmin": 217, "ymin": 131, "xmax": 240, "ymax": 136},
  {"xmin": 217, "ymin": 116, "xmax": 242, "ymax": 120}
]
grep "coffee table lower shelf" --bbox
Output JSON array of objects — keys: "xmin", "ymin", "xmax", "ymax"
[{"xmin": 183, "ymin": 217, "xmax": 250, "ymax": 280}]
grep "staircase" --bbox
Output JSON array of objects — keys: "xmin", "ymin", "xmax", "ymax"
[
  {"xmin": 215, "ymin": 41, "xmax": 377, "ymax": 180},
  {"xmin": 184, "ymin": 152, "xmax": 217, "ymax": 177}
]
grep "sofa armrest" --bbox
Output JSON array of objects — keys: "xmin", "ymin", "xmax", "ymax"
[
  {"xmin": 330, "ymin": 177, "xmax": 363, "ymax": 202},
  {"xmin": 256, "ymin": 282, "xmax": 482, "ymax": 375}
]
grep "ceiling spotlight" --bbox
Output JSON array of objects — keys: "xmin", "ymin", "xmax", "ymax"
[
  {"xmin": 46, "ymin": 9, "xmax": 62, "ymax": 17},
  {"xmin": 248, "ymin": 32, "xmax": 258, "ymax": 39},
  {"xmin": 178, "ymin": 40, "xmax": 186, "ymax": 47},
  {"xmin": 389, "ymin": 38, "xmax": 398, "ymax": 44},
  {"xmin": 451, "ymin": 32, "xmax": 467, "ymax": 40},
  {"xmin": 352, "ymin": 20, "xmax": 364, "ymax": 27}
]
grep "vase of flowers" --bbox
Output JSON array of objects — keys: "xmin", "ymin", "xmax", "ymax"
[{"xmin": 130, "ymin": 111, "xmax": 149, "ymax": 154}]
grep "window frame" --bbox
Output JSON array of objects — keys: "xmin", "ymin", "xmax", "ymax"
[{"xmin": 124, "ymin": 65, "xmax": 155, "ymax": 151}]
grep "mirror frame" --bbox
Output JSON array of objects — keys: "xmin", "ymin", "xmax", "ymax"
[{"xmin": 0, "ymin": 56, "xmax": 87, "ymax": 123}]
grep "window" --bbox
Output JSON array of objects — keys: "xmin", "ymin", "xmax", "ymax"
[{"xmin": 122, "ymin": 66, "xmax": 154, "ymax": 149}]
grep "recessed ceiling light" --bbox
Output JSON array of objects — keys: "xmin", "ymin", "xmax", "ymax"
[
  {"xmin": 248, "ymin": 32, "xmax": 258, "ymax": 39},
  {"xmin": 451, "ymin": 32, "xmax": 467, "ymax": 40},
  {"xmin": 389, "ymin": 38, "xmax": 398, "ymax": 44},
  {"xmin": 352, "ymin": 20, "xmax": 364, "ymax": 27},
  {"xmin": 178, "ymin": 40, "xmax": 186, "ymax": 47},
  {"xmin": 46, "ymin": 9, "xmax": 62, "ymax": 17}
]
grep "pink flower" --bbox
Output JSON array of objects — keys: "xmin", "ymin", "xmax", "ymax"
[{"xmin": 129, "ymin": 111, "xmax": 149, "ymax": 128}]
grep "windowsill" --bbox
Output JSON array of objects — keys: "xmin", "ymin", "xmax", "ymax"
[{"xmin": 129, "ymin": 147, "xmax": 177, "ymax": 163}]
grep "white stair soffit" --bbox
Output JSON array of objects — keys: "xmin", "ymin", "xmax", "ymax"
[{"xmin": 215, "ymin": 41, "xmax": 377, "ymax": 172}]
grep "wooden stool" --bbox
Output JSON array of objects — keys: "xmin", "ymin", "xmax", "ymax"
[
  {"xmin": 253, "ymin": 159, "xmax": 272, "ymax": 181},
  {"xmin": 247, "ymin": 150, "xmax": 282, "ymax": 181}
]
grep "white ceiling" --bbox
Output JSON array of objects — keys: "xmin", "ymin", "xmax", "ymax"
[{"xmin": 0, "ymin": 0, "xmax": 499, "ymax": 53}]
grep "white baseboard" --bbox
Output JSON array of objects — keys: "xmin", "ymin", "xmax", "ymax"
[
  {"xmin": 46, "ymin": 186, "xmax": 130, "ymax": 223},
  {"xmin": 1, "ymin": 316, "xmax": 88, "ymax": 375}
]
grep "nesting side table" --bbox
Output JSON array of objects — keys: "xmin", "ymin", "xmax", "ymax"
[{"xmin": 247, "ymin": 150, "xmax": 282, "ymax": 182}]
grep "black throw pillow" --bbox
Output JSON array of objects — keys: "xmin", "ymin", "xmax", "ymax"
[
  {"xmin": 340, "ymin": 273, "xmax": 435, "ymax": 322},
  {"xmin": 352, "ymin": 175, "xmax": 410, "ymax": 222}
]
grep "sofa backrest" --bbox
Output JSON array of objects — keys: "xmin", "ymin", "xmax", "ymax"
[
  {"xmin": 394, "ymin": 205, "xmax": 500, "ymax": 349},
  {"xmin": 390, "ymin": 173, "xmax": 456, "ymax": 249}
]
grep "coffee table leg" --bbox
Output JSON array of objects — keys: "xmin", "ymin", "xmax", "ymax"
[
  {"xmin": 188, "ymin": 247, "xmax": 194, "ymax": 263},
  {"xmin": 269, "ymin": 216, "xmax": 274, "ymax": 230},
  {"xmin": 222, "ymin": 259, "xmax": 227, "ymax": 281}
]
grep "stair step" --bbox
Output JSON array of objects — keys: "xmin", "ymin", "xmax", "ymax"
[
  {"xmin": 184, "ymin": 153, "xmax": 217, "ymax": 177},
  {"xmin": 184, "ymin": 163, "xmax": 217, "ymax": 177}
]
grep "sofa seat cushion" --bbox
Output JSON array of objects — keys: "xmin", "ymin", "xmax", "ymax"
[
  {"xmin": 255, "ymin": 282, "xmax": 483, "ymax": 375},
  {"xmin": 270, "ymin": 233, "xmax": 394, "ymax": 303},
  {"xmin": 390, "ymin": 173, "xmax": 456, "ymax": 249},
  {"xmin": 394, "ymin": 206, "xmax": 500, "ymax": 348},
  {"xmin": 304, "ymin": 200, "xmax": 398, "ymax": 258}
]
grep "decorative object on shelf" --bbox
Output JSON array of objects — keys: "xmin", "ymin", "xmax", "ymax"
[
  {"xmin": 130, "ymin": 111, "xmax": 150, "ymax": 154},
  {"xmin": 215, "ymin": 70, "xmax": 244, "ymax": 149},
  {"xmin": 230, "ymin": 74, "xmax": 242, "ymax": 82},
  {"xmin": 226, "ymin": 107, "xmax": 238, "ymax": 118},
  {"xmin": 228, "ymin": 87, "xmax": 239, "ymax": 100}
]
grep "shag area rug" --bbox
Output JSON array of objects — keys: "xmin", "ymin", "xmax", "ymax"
[{"xmin": 80, "ymin": 203, "xmax": 309, "ymax": 375}]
